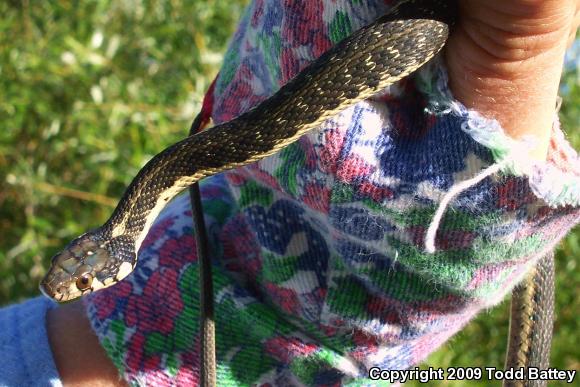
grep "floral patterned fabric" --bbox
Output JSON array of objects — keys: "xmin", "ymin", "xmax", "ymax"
[{"xmin": 85, "ymin": 0, "xmax": 580, "ymax": 385}]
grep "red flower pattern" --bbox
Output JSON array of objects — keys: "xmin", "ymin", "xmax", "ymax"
[
  {"xmin": 126, "ymin": 332, "xmax": 146, "ymax": 371},
  {"xmin": 87, "ymin": 281, "xmax": 133, "ymax": 320},
  {"xmin": 264, "ymin": 283, "xmax": 301, "ymax": 315},
  {"xmin": 159, "ymin": 234, "xmax": 197, "ymax": 270},
  {"xmin": 125, "ymin": 269, "xmax": 183, "ymax": 334},
  {"xmin": 264, "ymin": 336, "xmax": 319, "ymax": 363},
  {"xmin": 302, "ymin": 182, "xmax": 330, "ymax": 213},
  {"xmin": 221, "ymin": 215, "xmax": 262, "ymax": 279}
]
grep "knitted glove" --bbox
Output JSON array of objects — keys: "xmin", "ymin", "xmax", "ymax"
[{"xmin": 85, "ymin": 0, "xmax": 580, "ymax": 385}]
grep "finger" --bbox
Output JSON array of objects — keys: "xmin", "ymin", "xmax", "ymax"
[{"xmin": 445, "ymin": 0, "xmax": 577, "ymax": 160}]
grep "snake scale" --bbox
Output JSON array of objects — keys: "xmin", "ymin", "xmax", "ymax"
[{"xmin": 39, "ymin": 0, "xmax": 554, "ymax": 384}]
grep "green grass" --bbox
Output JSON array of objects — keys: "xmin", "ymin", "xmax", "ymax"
[{"xmin": 0, "ymin": 1, "xmax": 578, "ymax": 385}]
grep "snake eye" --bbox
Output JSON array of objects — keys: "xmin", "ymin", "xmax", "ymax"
[{"xmin": 75, "ymin": 273, "xmax": 93, "ymax": 291}]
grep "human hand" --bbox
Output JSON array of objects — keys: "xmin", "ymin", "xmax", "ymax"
[
  {"xmin": 446, "ymin": 0, "xmax": 580, "ymax": 160},
  {"xmin": 46, "ymin": 302, "xmax": 127, "ymax": 386}
]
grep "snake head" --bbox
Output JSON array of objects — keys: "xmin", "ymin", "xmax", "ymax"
[{"xmin": 40, "ymin": 233, "xmax": 135, "ymax": 302}]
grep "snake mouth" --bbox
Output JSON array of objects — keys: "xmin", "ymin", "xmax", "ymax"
[
  {"xmin": 38, "ymin": 281, "xmax": 54, "ymax": 299},
  {"xmin": 39, "ymin": 281, "xmax": 84, "ymax": 303},
  {"xmin": 39, "ymin": 278, "xmax": 66, "ymax": 301},
  {"xmin": 39, "ymin": 280, "xmax": 68, "ymax": 302}
]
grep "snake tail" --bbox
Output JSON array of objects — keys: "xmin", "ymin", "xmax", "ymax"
[{"xmin": 504, "ymin": 252, "xmax": 555, "ymax": 387}]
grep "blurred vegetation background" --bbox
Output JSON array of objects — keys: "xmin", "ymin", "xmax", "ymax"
[{"xmin": 0, "ymin": 1, "xmax": 577, "ymax": 385}]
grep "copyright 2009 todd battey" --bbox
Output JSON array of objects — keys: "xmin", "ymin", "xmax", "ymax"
[{"xmin": 368, "ymin": 366, "xmax": 577, "ymax": 384}]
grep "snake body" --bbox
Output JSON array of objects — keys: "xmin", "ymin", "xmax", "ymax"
[
  {"xmin": 40, "ymin": 1, "xmax": 554, "ymax": 383},
  {"xmin": 40, "ymin": 0, "xmax": 454, "ymax": 301}
]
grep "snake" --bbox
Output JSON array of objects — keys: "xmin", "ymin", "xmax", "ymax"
[{"xmin": 39, "ymin": 0, "xmax": 554, "ymax": 383}]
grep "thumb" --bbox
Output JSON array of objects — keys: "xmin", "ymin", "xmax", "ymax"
[{"xmin": 445, "ymin": 0, "xmax": 579, "ymax": 160}]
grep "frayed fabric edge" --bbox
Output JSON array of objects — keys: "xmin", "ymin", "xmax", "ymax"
[{"xmin": 416, "ymin": 56, "xmax": 580, "ymax": 209}]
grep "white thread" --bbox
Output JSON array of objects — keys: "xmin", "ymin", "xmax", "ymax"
[{"xmin": 425, "ymin": 161, "xmax": 508, "ymax": 254}]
